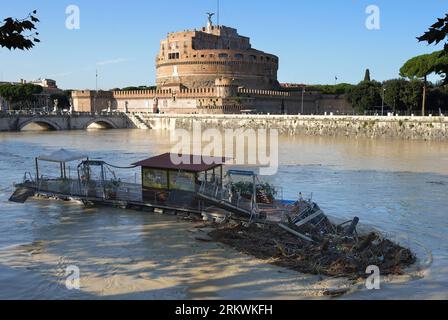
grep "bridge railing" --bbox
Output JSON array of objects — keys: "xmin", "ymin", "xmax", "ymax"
[{"xmin": 1, "ymin": 110, "xmax": 127, "ymax": 117}]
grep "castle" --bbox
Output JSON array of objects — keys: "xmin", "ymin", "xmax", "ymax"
[{"xmin": 72, "ymin": 16, "xmax": 351, "ymax": 115}]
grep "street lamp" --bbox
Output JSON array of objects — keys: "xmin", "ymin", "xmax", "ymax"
[
  {"xmin": 301, "ymin": 86, "xmax": 306, "ymax": 115},
  {"xmin": 381, "ymin": 88, "xmax": 386, "ymax": 116}
]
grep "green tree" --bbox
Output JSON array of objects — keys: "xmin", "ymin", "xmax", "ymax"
[
  {"xmin": 0, "ymin": 11, "xmax": 40, "ymax": 50},
  {"xmin": 400, "ymin": 51, "xmax": 448, "ymax": 115},
  {"xmin": 400, "ymin": 80, "xmax": 423, "ymax": 115},
  {"xmin": 418, "ymin": 13, "xmax": 448, "ymax": 83},
  {"xmin": 0, "ymin": 83, "xmax": 42, "ymax": 110},
  {"xmin": 427, "ymin": 86, "xmax": 448, "ymax": 114},
  {"xmin": 313, "ymin": 83, "xmax": 354, "ymax": 95},
  {"xmin": 383, "ymin": 79, "xmax": 408, "ymax": 113},
  {"xmin": 346, "ymin": 81, "xmax": 382, "ymax": 114},
  {"xmin": 364, "ymin": 69, "xmax": 371, "ymax": 82},
  {"xmin": 120, "ymin": 86, "xmax": 157, "ymax": 91}
]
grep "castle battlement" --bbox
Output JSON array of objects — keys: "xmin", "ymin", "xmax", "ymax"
[
  {"xmin": 238, "ymin": 88, "xmax": 290, "ymax": 97},
  {"xmin": 111, "ymin": 87, "xmax": 217, "ymax": 99}
]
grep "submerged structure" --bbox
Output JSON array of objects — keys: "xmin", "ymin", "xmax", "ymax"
[
  {"xmin": 9, "ymin": 150, "xmax": 285, "ymax": 220},
  {"xmin": 71, "ymin": 15, "xmax": 352, "ymax": 115}
]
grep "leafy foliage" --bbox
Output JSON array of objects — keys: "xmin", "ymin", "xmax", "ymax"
[
  {"xmin": 418, "ymin": 14, "xmax": 448, "ymax": 54},
  {"xmin": 383, "ymin": 79, "xmax": 408, "ymax": 112},
  {"xmin": 418, "ymin": 14, "xmax": 448, "ymax": 83},
  {"xmin": 0, "ymin": 83, "xmax": 43, "ymax": 109},
  {"xmin": 231, "ymin": 182, "xmax": 278, "ymax": 204},
  {"xmin": 345, "ymin": 81, "xmax": 382, "ymax": 113},
  {"xmin": 313, "ymin": 83, "xmax": 354, "ymax": 95},
  {"xmin": 343, "ymin": 78, "xmax": 431, "ymax": 115},
  {"xmin": 400, "ymin": 51, "xmax": 448, "ymax": 79},
  {"xmin": 0, "ymin": 11, "xmax": 40, "ymax": 50},
  {"xmin": 399, "ymin": 80, "xmax": 423, "ymax": 114},
  {"xmin": 119, "ymin": 86, "xmax": 157, "ymax": 91},
  {"xmin": 427, "ymin": 86, "xmax": 448, "ymax": 114},
  {"xmin": 399, "ymin": 51, "xmax": 448, "ymax": 115}
]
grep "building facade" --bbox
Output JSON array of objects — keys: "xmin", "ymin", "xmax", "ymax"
[{"xmin": 71, "ymin": 17, "xmax": 352, "ymax": 115}]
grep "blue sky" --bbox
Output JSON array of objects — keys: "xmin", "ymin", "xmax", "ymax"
[{"xmin": 0, "ymin": 0, "xmax": 447, "ymax": 89}]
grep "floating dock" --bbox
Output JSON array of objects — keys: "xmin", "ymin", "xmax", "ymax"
[{"xmin": 10, "ymin": 150, "xmax": 288, "ymax": 222}]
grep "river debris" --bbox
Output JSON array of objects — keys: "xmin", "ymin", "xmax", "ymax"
[
  {"xmin": 323, "ymin": 288, "xmax": 351, "ymax": 297},
  {"xmin": 207, "ymin": 200, "xmax": 416, "ymax": 279}
]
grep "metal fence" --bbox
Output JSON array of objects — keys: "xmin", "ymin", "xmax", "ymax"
[
  {"xmin": 35, "ymin": 178, "xmax": 143, "ymax": 202},
  {"xmin": 198, "ymin": 180, "xmax": 254, "ymax": 213}
]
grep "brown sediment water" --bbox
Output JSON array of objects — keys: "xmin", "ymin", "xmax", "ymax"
[{"xmin": 0, "ymin": 129, "xmax": 447, "ymax": 299}]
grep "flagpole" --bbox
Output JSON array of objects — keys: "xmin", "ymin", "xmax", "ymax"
[{"xmin": 94, "ymin": 69, "xmax": 98, "ymax": 112}]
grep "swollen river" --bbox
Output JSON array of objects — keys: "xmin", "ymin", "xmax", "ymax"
[{"xmin": 0, "ymin": 129, "xmax": 447, "ymax": 299}]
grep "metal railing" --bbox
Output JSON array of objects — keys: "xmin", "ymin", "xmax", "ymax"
[
  {"xmin": 33, "ymin": 178, "xmax": 143, "ymax": 202},
  {"xmin": 198, "ymin": 180, "xmax": 254, "ymax": 214},
  {"xmin": 1, "ymin": 110, "xmax": 127, "ymax": 117}
]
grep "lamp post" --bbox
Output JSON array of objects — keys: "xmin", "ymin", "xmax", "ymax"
[
  {"xmin": 301, "ymin": 86, "xmax": 306, "ymax": 115},
  {"xmin": 381, "ymin": 88, "xmax": 386, "ymax": 116},
  {"xmin": 93, "ymin": 69, "xmax": 98, "ymax": 113}
]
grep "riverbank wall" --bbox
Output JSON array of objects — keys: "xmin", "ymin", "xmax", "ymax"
[{"xmin": 138, "ymin": 114, "xmax": 448, "ymax": 141}]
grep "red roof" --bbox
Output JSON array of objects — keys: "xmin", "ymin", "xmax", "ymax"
[{"xmin": 132, "ymin": 153, "xmax": 227, "ymax": 172}]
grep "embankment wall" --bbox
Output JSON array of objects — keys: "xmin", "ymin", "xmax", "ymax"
[{"xmin": 138, "ymin": 114, "xmax": 448, "ymax": 140}]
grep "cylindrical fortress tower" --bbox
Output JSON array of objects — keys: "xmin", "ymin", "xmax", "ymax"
[
  {"xmin": 215, "ymin": 77, "xmax": 238, "ymax": 98},
  {"xmin": 156, "ymin": 19, "xmax": 279, "ymax": 90}
]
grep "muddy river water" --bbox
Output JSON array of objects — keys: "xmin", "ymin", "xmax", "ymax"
[{"xmin": 0, "ymin": 129, "xmax": 447, "ymax": 299}]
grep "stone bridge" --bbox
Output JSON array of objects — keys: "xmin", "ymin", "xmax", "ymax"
[{"xmin": 0, "ymin": 112, "xmax": 134, "ymax": 132}]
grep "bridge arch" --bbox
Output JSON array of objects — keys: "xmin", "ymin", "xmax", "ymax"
[
  {"xmin": 19, "ymin": 118, "xmax": 62, "ymax": 131},
  {"xmin": 85, "ymin": 118, "xmax": 118, "ymax": 130}
]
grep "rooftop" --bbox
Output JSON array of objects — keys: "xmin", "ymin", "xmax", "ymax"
[{"xmin": 132, "ymin": 153, "xmax": 227, "ymax": 173}]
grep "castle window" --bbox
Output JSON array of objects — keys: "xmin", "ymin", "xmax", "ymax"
[
  {"xmin": 234, "ymin": 53, "xmax": 243, "ymax": 59},
  {"xmin": 219, "ymin": 53, "xmax": 228, "ymax": 59},
  {"xmin": 249, "ymin": 55, "xmax": 257, "ymax": 61},
  {"xmin": 201, "ymin": 54, "xmax": 205, "ymax": 58},
  {"xmin": 168, "ymin": 52, "xmax": 180, "ymax": 60},
  {"xmin": 209, "ymin": 54, "xmax": 214, "ymax": 58}
]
